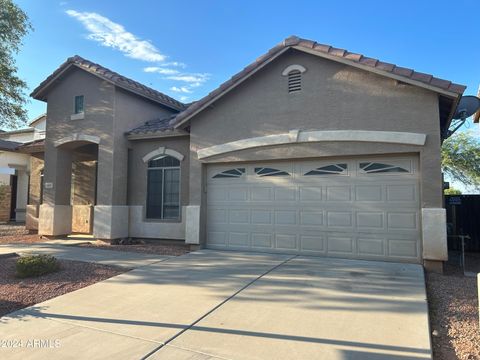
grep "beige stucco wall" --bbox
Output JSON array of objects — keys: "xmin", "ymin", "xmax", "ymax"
[
  {"xmin": 40, "ymin": 66, "xmax": 179, "ymax": 237},
  {"xmin": 127, "ymin": 136, "xmax": 190, "ymax": 239},
  {"xmin": 188, "ymin": 49, "xmax": 444, "ymax": 248}
]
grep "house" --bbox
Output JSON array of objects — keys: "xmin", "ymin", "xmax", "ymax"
[
  {"xmin": 0, "ymin": 114, "xmax": 46, "ymax": 222},
  {"xmin": 27, "ymin": 36, "xmax": 466, "ymax": 271}
]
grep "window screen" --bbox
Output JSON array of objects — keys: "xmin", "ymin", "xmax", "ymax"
[{"xmin": 146, "ymin": 155, "xmax": 180, "ymax": 219}]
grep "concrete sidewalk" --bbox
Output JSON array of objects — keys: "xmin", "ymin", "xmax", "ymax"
[
  {"xmin": 0, "ymin": 243, "xmax": 169, "ymax": 269},
  {"xmin": 0, "ymin": 250, "xmax": 431, "ymax": 360}
]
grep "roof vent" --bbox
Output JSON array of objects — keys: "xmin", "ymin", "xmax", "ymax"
[
  {"xmin": 288, "ymin": 70, "xmax": 302, "ymax": 93},
  {"xmin": 282, "ymin": 64, "xmax": 306, "ymax": 94}
]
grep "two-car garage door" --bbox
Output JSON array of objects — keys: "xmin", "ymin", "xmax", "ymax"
[{"xmin": 206, "ymin": 156, "xmax": 421, "ymax": 263}]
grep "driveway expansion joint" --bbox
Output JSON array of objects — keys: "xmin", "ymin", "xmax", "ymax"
[{"xmin": 143, "ymin": 254, "xmax": 297, "ymax": 359}]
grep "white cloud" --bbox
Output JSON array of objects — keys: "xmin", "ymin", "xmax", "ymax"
[
  {"xmin": 143, "ymin": 67, "xmax": 179, "ymax": 75},
  {"xmin": 66, "ymin": 9, "xmax": 211, "ymax": 99},
  {"xmin": 162, "ymin": 61, "xmax": 186, "ymax": 68},
  {"xmin": 170, "ymin": 86, "xmax": 192, "ymax": 93},
  {"xmin": 167, "ymin": 73, "xmax": 210, "ymax": 83},
  {"xmin": 179, "ymin": 96, "xmax": 190, "ymax": 102},
  {"xmin": 66, "ymin": 10, "xmax": 165, "ymax": 62}
]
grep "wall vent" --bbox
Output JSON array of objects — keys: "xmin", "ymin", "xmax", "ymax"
[{"xmin": 288, "ymin": 70, "xmax": 302, "ymax": 93}]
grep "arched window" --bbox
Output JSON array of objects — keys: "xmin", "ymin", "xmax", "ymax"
[{"xmin": 147, "ymin": 155, "xmax": 180, "ymax": 219}]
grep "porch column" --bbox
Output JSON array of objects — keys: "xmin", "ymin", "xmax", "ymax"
[
  {"xmin": 39, "ymin": 144, "xmax": 73, "ymax": 236},
  {"xmin": 93, "ymin": 143, "xmax": 129, "ymax": 239}
]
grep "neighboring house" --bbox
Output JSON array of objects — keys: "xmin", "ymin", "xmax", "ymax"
[
  {"xmin": 0, "ymin": 114, "xmax": 46, "ymax": 222},
  {"xmin": 27, "ymin": 36, "xmax": 466, "ymax": 271}
]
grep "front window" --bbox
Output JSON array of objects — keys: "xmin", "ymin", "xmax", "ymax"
[
  {"xmin": 147, "ymin": 155, "xmax": 180, "ymax": 219},
  {"xmin": 74, "ymin": 95, "xmax": 84, "ymax": 114}
]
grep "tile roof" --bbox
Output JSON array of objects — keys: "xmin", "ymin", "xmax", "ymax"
[
  {"xmin": 173, "ymin": 35, "xmax": 466, "ymax": 128},
  {"xmin": 16, "ymin": 138, "xmax": 45, "ymax": 153},
  {"xmin": 127, "ymin": 114, "xmax": 178, "ymax": 135},
  {"xmin": 0, "ymin": 139, "xmax": 22, "ymax": 151},
  {"xmin": 0, "ymin": 128, "xmax": 34, "ymax": 137},
  {"xmin": 31, "ymin": 56, "xmax": 186, "ymax": 111}
]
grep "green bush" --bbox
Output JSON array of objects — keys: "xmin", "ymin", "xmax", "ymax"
[{"xmin": 16, "ymin": 254, "xmax": 60, "ymax": 278}]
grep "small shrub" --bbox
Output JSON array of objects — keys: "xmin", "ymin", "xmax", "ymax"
[{"xmin": 16, "ymin": 254, "xmax": 60, "ymax": 278}]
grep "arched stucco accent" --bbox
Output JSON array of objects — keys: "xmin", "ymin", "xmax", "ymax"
[
  {"xmin": 142, "ymin": 147, "xmax": 184, "ymax": 163},
  {"xmin": 54, "ymin": 133, "xmax": 101, "ymax": 147},
  {"xmin": 197, "ymin": 130, "xmax": 427, "ymax": 159},
  {"xmin": 282, "ymin": 64, "xmax": 307, "ymax": 76}
]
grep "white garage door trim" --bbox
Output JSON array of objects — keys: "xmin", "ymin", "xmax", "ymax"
[{"xmin": 206, "ymin": 156, "xmax": 421, "ymax": 263}]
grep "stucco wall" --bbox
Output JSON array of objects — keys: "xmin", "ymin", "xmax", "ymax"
[
  {"xmin": 43, "ymin": 68, "xmax": 115, "ymax": 206},
  {"xmin": 188, "ymin": 48, "xmax": 444, "ymax": 245},
  {"xmin": 40, "ymin": 66, "xmax": 180, "ymax": 237},
  {"xmin": 112, "ymin": 88, "xmax": 176, "ymax": 205},
  {"xmin": 127, "ymin": 136, "xmax": 190, "ymax": 239},
  {"xmin": 28, "ymin": 154, "xmax": 44, "ymax": 206}
]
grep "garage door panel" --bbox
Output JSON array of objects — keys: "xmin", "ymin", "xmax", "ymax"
[
  {"xmin": 386, "ymin": 184, "xmax": 417, "ymax": 202},
  {"xmin": 357, "ymin": 237, "xmax": 386, "ymax": 256},
  {"xmin": 229, "ymin": 209, "xmax": 249, "ymax": 224},
  {"xmin": 207, "ymin": 156, "xmax": 420, "ymax": 263},
  {"xmin": 326, "ymin": 211, "xmax": 353, "ymax": 228},
  {"xmin": 274, "ymin": 210, "xmax": 297, "ymax": 225},
  {"xmin": 250, "ymin": 187, "xmax": 273, "ymax": 201},
  {"xmin": 387, "ymin": 212, "xmax": 418, "ymax": 230},
  {"xmin": 299, "ymin": 187, "xmax": 323, "ymax": 201},
  {"xmin": 355, "ymin": 185, "xmax": 383, "ymax": 201},
  {"xmin": 252, "ymin": 233, "xmax": 273, "ymax": 248},
  {"xmin": 300, "ymin": 235, "xmax": 325, "ymax": 253},
  {"xmin": 300, "ymin": 210, "xmax": 324, "ymax": 226},
  {"xmin": 327, "ymin": 235, "xmax": 354, "ymax": 254},
  {"xmin": 229, "ymin": 232, "xmax": 250, "ymax": 247},
  {"xmin": 356, "ymin": 212, "xmax": 384, "ymax": 229},
  {"xmin": 388, "ymin": 238, "xmax": 418, "ymax": 258},
  {"xmin": 326, "ymin": 186, "xmax": 351, "ymax": 201},
  {"xmin": 275, "ymin": 234, "xmax": 298, "ymax": 250}
]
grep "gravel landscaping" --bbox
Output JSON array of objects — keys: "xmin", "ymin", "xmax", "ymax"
[
  {"xmin": 78, "ymin": 240, "xmax": 190, "ymax": 256},
  {"xmin": 427, "ymin": 262, "xmax": 480, "ymax": 360},
  {"xmin": 0, "ymin": 223, "xmax": 43, "ymax": 244},
  {"xmin": 0, "ymin": 255, "xmax": 125, "ymax": 317}
]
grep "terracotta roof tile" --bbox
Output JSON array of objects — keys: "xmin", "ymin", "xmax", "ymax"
[
  {"xmin": 313, "ymin": 43, "xmax": 331, "ymax": 53},
  {"xmin": 430, "ymin": 78, "xmax": 452, "ymax": 90},
  {"xmin": 392, "ymin": 66, "xmax": 414, "ymax": 77},
  {"xmin": 375, "ymin": 61, "xmax": 395, "ymax": 72},
  {"xmin": 411, "ymin": 71, "xmax": 433, "ymax": 83},
  {"xmin": 359, "ymin": 57, "xmax": 378, "ymax": 67},
  {"xmin": 328, "ymin": 47, "xmax": 346, "ymax": 57},
  {"xmin": 31, "ymin": 56, "xmax": 186, "ymax": 111}
]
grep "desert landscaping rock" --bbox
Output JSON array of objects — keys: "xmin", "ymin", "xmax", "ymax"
[
  {"xmin": 0, "ymin": 256, "xmax": 125, "ymax": 317},
  {"xmin": 426, "ymin": 264, "xmax": 480, "ymax": 360}
]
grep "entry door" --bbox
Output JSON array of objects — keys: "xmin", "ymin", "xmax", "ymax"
[{"xmin": 206, "ymin": 156, "xmax": 421, "ymax": 263}]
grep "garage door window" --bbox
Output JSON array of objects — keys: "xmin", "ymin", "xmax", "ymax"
[
  {"xmin": 212, "ymin": 168, "xmax": 245, "ymax": 179},
  {"xmin": 359, "ymin": 162, "xmax": 409, "ymax": 174},
  {"xmin": 146, "ymin": 155, "xmax": 180, "ymax": 220},
  {"xmin": 305, "ymin": 163, "xmax": 347, "ymax": 176},
  {"xmin": 255, "ymin": 167, "xmax": 290, "ymax": 177}
]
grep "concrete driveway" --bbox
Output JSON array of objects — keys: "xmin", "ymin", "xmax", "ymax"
[{"xmin": 0, "ymin": 250, "xmax": 431, "ymax": 360}]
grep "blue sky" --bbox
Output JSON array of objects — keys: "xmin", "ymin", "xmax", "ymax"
[{"xmin": 14, "ymin": 0, "xmax": 480, "ymax": 127}]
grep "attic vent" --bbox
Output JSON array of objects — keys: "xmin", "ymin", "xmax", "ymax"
[
  {"xmin": 288, "ymin": 70, "xmax": 302, "ymax": 93},
  {"xmin": 282, "ymin": 64, "xmax": 306, "ymax": 94}
]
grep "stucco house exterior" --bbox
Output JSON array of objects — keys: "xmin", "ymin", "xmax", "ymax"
[
  {"xmin": 27, "ymin": 36, "xmax": 466, "ymax": 271},
  {"xmin": 0, "ymin": 114, "xmax": 46, "ymax": 222}
]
